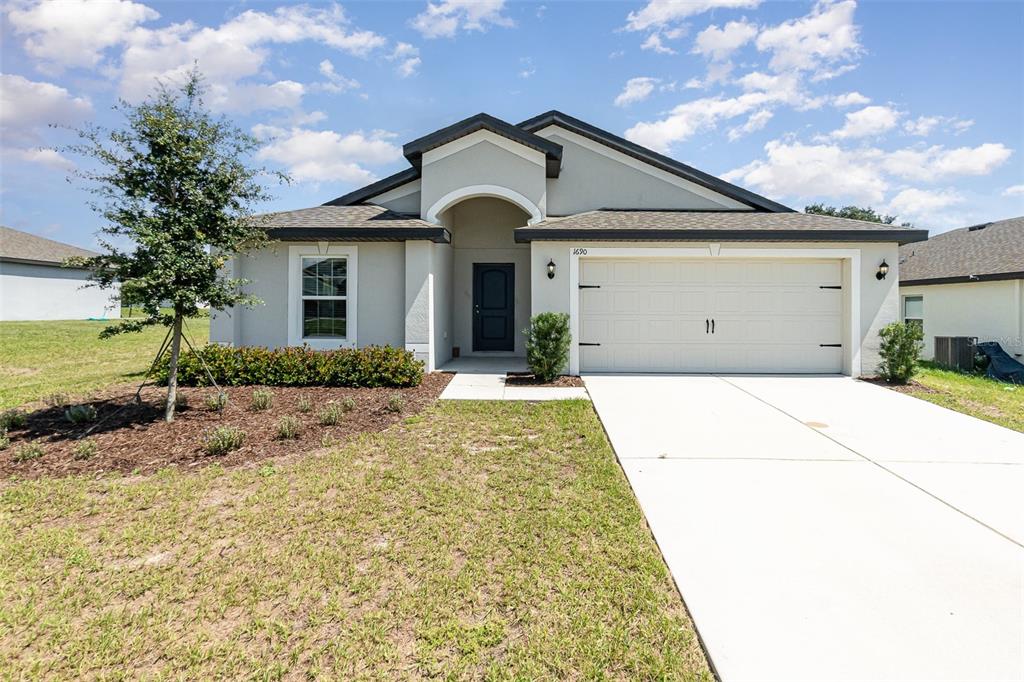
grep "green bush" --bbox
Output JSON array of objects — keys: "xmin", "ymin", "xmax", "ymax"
[
  {"xmin": 525, "ymin": 312, "xmax": 572, "ymax": 382},
  {"xmin": 73, "ymin": 439, "xmax": 98, "ymax": 460},
  {"xmin": 204, "ymin": 427, "xmax": 245, "ymax": 456},
  {"xmin": 296, "ymin": 397, "xmax": 313, "ymax": 413},
  {"xmin": 64, "ymin": 404, "xmax": 98, "ymax": 424},
  {"xmin": 318, "ymin": 403, "xmax": 343, "ymax": 426},
  {"xmin": 0, "ymin": 430, "xmax": 9, "ymax": 451},
  {"xmin": 205, "ymin": 392, "xmax": 228, "ymax": 412},
  {"xmin": 13, "ymin": 442, "xmax": 44, "ymax": 463},
  {"xmin": 154, "ymin": 345, "xmax": 423, "ymax": 388},
  {"xmin": 386, "ymin": 394, "xmax": 404, "ymax": 413},
  {"xmin": 878, "ymin": 321, "xmax": 924, "ymax": 384},
  {"xmin": 340, "ymin": 397, "xmax": 356, "ymax": 413},
  {"xmin": 250, "ymin": 388, "xmax": 273, "ymax": 411},
  {"xmin": 276, "ymin": 416, "xmax": 301, "ymax": 440},
  {"xmin": 0, "ymin": 410, "xmax": 27, "ymax": 431}
]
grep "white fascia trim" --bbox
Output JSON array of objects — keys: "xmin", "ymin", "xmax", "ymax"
[
  {"xmin": 287, "ymin": 244, "xmax": 358, "ymax": 350},
  {"xmin": 426, "ymin": 184, "xmax": 544, "ymax": 226},
  {"xmin": 422, "ymin": 129, "xmax": 547, "ymax": 169},
  {"xmin": 371, "ymin": 178, "xmax": 421, "ymax": 204},
  {"xmin": 566, "ymin": 245, "xmax": 861, "ymax": 376},
  {"xmin": 535, "ymin": 125, "xmax": 750, "ymax": 210}
]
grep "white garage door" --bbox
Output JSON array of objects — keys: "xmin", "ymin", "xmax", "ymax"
[{"xmin": 579, "ymin": 258, "xmax": 844, "ymax": 373}]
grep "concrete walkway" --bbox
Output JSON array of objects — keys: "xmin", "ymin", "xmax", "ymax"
[
  {"xmin": 439, "ymin": 357, "xmax": 589, "ymax": 401},
  {"xmin": 585, "ymin": 374, "xmax": 1024, "ymax": 682}
]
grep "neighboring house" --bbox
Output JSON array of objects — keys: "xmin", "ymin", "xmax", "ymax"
[
  {"xmin": 211, "ymin": 111, "xmax": 927, "ymax": 376},
  {"xmin": 900, "ymin": 216, "xmax": 1024, "ymax": 359},
  {"xmin": 0, "ymin": 226, "xmax": 119, "ymax": 322}
]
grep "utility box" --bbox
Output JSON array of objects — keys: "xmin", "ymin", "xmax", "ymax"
[{"xmin": 934, "ymin": 336, "xmax": 976, "ymax": 371}]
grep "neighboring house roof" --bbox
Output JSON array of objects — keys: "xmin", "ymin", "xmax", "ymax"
[
  {"xmin": 256, "ymin": 204, "xmax": 450, "ymax": 243},
  {"xmin": 899, "ymin": 216, "xmax": 1024, "ymax": 285},
  {"xmin": 0, "ymin": 225, "xmax": 99, "ymax": 266},
  {"xmin": 514, "ymin": 210, "xmax": 929, "ymax": 244},
  {"xmin": 323, "ymin": 110, "xmax": 790, "ymax": 212}
]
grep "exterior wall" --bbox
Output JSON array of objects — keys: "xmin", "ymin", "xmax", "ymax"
[
  {"xmin": 535, "ymin": 126, "xmax": 750, "ymax": 215},
  {"xmin": 444, "ymin": 197, "xmax": 531, "ymax": 357},
  {"xmin": 432, "ymin": 242, "xmax": 453, "ymax": 366},
  {"xmin": 530, "ymin": 240, "xmax": 899, "ymax": 376},
  {"xmin": 372, "ymin": 179, "xmax": 421, "ymax": 214},
  {"xmin": 210, "ymin": 242, "xmax": 404, "ymax": 349},
  {"xmin": 0, "ymin": 261, "xmax": 120, "ymax": 321},
  {"xmin": 419, "ymin": 134, "xmax": 547, "ymax": 221},
  {"xmin": 900, "ymin": 279, "xmax": 1024, "ymax": 359}
]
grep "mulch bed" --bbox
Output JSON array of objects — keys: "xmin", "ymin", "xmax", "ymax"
[
  {"xmin": 0, "ymin": 373, "xmax": 452, "ymax": 480},
  {"xmin": 504, "ymin": 373, "xmax": 585, "ymax": 387},
  {"xmin": 859, "ymin": 376, "xmax": 940, "ymax": 395}
]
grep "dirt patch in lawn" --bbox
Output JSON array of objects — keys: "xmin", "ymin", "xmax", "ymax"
[
  {"xmin": 1, "ymin": 373, "xmax": 452, "ymax": 479},
  {"xmin": 504, "ymin": 373, "xmax": 585, "ymax": 387}
]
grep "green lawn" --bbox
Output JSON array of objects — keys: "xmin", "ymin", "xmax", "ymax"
[
  {"xmin": 911, "ymin": 362, "xmax": 1023, "ymax": 433},
  {"xmin": 0, "ymin": 313, "xmax": 209, "ymax": 409},
  {"xmin": 0, "ymin": 400, "xmax": 711, "ymax": 679}
]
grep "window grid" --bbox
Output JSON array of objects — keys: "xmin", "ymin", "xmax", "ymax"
[{"xmin": 301, "ymin": 257, "xmax": 347, "ymax": 339}]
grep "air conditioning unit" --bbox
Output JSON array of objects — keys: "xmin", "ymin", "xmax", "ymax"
[{"xmin": 934, "ymin": 336, "xmax": 976, "ymax": 371}]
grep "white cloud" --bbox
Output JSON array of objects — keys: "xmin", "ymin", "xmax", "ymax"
[
  {"xmin": 692, "ymin": 20, "xmax": 758, "ymax": 61},
  {"xmin": 641, "ymin": 33, "xmax": 676, "ymax": 54},
  {"xmin": 727, "ymin": 109, "xmax": 773, "ymax": 141},
  {"xmin": 411, "ymin": 0, "xmax": 513, "ymax": 39},
  {"xmin": 317, "ymin": 59, "xmax": 360, "ymax": 93},
  {"xmin": 614, "ymin": 77, "xmax": 660, "ymax": 107},
  {"xmin": 831, "ymin": 105, "xmax": 900, "ymax": 139},
  {"xmin": 4, "ymin": 0, "xmax": 158, "ymax": 72},
  {"xmin": 883, "ymin": 143, "xmax": 1013, "ymax": 181},
  {"xmin": 7, "ymin": 147, "xmax": 75, "ymax": 170},
  {"xmin": 518, "ymin": 57, "xmax": 536, "ymax": 79},
  {"xmin": 624, "ymin": 0, "xmax": 761, "ymax": 32},
  {"xmin": 903, "ymin": 115, "xmax": 974, "ymax": 137},
  {"xmin": 886, "ymin": 188, "xmax": 963, "ymax": 224},
  {"xmin": 832, "ymin": 91, "xmax": 869, "ymax": 107},
  {"xmin": 1002, "ymin": 184, "xmax": 1024, "ymax": 197},
  {"xmin": 0, "ymin": 73, "xmax": 93, "ymax": 144},
  {"xmin": 755, "ymin": 0, "xmax": 861, "ymax": 77},
  {"xmin": 255, "ymin": 126, "xmax": 403, "ymax": 183},
  {"xmin": 388, "ymin": 43, "xmax": 421, "ymax": 78}
]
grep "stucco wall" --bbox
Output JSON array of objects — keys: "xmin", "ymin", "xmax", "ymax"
[
  {"xmin": 372, "ymin": 179, "xmax": 421, "ymax": 214},
  {"xmin": 900, "ymin": 279, "xmax": 1024, "ymax": 359},
  {"xmin": 530, "ymin": 240, "xmax": 899, "ymax": 376},
  {"xmin": 210, "ymin": 242, "xmax": 404, "ymax": 349},
  {"xmin": 432, "ymin": 243, "xmax": 453, "ymax": 367},
  {"xmin": 0, "ymin": 261, "xmax": 120, "ymax": 321}
]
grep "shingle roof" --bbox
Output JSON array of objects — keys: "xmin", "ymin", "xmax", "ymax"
[
  {"xmin": 514, "ymin": 210, "xmax": 929, "ymax": 244},
  {"xmin": 256, "ymin": 204, "xmax": 450, "ymax": 243},
  {"xmin": 899, "ymin": 216, "xmax": 1024, "ymax": 284},
  {"xmin": 0, "ymin": 226, "xmax": 99, "ymax": 265}
]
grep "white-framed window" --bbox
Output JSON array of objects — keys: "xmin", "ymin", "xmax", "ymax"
[
  {"xmin": 287, "ymin": 244, "xmax": 358, "ymax": 349},
  {"xmin": 902, "ymin": 294, "xmax": 923, "ymax": 331}
]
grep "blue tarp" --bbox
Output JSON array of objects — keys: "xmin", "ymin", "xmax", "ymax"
[{"xmin": 976, "ymin": 342, "xmax": 1024, "ymax": 384}]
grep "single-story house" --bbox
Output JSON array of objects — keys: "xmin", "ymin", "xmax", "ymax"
[
  {"xmin": 211, "ymin": 111, "xmax": 927, "ymax": 376},
  {"xmin": 0, "ymin": 226, "xmax": 120, "ymax": 322},
  {"xmin": 900, "ymin": 216, "xmax": 1023, "ymax": 359}
]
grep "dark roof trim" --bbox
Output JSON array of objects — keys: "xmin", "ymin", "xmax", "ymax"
[
  {"xmin": 518, "ymin": 110, "xmax": 795, "ymax": 213},
  {"xmin": 404, "ymin": 113, "xmax": 562, "ymax": 178},
  {"xmin": 0, "ymin": 256, "xmax": 90, "ymax": 267},
  {"xmin": 514, "ymin": 228, "xmax": 929, "ymax": 245},
  {"xmin": 266, "ymin": 227, "xmax": 450, "ymax": 243},
  {"xmin": 901, "ymin": 271, "xmax": 1024, "ymax": 286},
  {"xmin": 323, "ymin": 167, "xmax": 420, "ymax": 207}
]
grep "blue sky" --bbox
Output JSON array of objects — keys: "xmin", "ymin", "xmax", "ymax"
[{"xmin": 2, "ymin": 0, "xmax": 1022, "ymax": 249}]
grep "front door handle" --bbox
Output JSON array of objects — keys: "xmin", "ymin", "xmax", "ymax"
[
  {"xmin": 474, "ymin": 305, "xmax": 480, "ymax": 315},
  {"xmin": 711, "ymin": 319, "xmax": 715, "ymax": 334}
]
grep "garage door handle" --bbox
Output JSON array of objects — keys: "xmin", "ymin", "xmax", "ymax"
[
  {"xmin": 711, "ymin": 319, "xmax": 715, "ymax": 334},
  {"xmin": 705, "ymin": 319, "xmax": 709, "ymax": 334}
]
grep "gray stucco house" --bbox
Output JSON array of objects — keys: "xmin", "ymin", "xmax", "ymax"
[{"xmin": 211, "ymin": 111, "xmax": 927, "ymax": 376}]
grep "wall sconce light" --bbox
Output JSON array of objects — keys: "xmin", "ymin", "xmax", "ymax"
[
  {"xmin": 876, "ymin": 260, "xmax": 889, "ymax": 280},
  {"xmin": 547, "ymin": 259, "xmax": 556, "ymax": 279}
]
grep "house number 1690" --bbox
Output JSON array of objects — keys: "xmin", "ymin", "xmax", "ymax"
[{"xmin": 572, "ymin": 248, "xmax": 588, "ymax": 256}]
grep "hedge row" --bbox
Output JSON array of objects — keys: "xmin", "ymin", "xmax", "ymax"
[{"xmin": 154, "ymin": 344, "xmax": 423, "ymax": 388}]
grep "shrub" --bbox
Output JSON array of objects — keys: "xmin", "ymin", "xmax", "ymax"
[
  {"xmin": 878, "ymin": 321, "xmax": 924, "ymax": 384},
  {"xmin": 340, "ymin": 396, "xmax": 356, "ymax": 413},
  {"xmin": 153, "ymin": 344, "xmax": 423, "ymax": 388},
  {"xmin": 64, "ymin": 404, "xmax": 98, "ymax": 424},
  {"xmin": 204, "ymin": 427, "xmax": 245, "ymax": 456},
  {"xmin": 0, "ymin": 430, "xmax": 8, "ymax": 451},
  {"xmin": 13, "ymin": 442, "xmax": 44, "ymax": 463},
  {"xmin": 0, "ymin": 410, "xmax": 27, "ymax": 431},
  {"xmin": 525, "ymin": 312, "xmax": 572, "ymax": 382},
  {"xmin": 386, "ymin": 394, "xmax": 404, "ymax": 413},
  {"xmin": 297, "ymin": 397, "xmax": 313, "ymax": 413},
  {"xmin": 205, "ymin": 392, "xmax": 228, "ymax": 412},
  {"xmin": 250, "ymin": 388, "xmax": 273, "ymax": 411},
  {"xmin": 318, "ymin": 403, "xmax": 343, "ymax": 426},
  {"xmin": 73, "ymin": 439, "xmax": 98, "ymax": 460},
  {"xmin": 277, "ymin": 416, "xmax": 301, "ymax": 440}
]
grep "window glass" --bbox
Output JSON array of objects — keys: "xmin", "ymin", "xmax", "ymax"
[
  {"xmin": 903, "ymin": 295, "xmax": 923, "ymax": 319},
  {"xmin": 300, "ymin": 257, "xmax": 347, "ymax": 339}
]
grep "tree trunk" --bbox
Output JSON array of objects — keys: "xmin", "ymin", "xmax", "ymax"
[{"xmin": 165, "ymin": 314, "xmax": 183, "ymax": 423}]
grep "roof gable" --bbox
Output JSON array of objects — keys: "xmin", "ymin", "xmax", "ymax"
[{"xmin": 0, "ymin": 226, "xmax": 99, "ymax": 265}]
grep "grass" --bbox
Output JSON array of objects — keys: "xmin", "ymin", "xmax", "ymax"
[
  {"xmin": 0, "ymin": 400, "xmax": 711, "ymax": 679},
  {"xmin": 0, "ymin": 312, "xmax": 209, "ymax": 409},
  {"xmin": 910, "ymin": 362, "xmax": 1024, "ymax": 433}
]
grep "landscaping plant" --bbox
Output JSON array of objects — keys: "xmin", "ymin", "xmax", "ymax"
[
  {"xmin": 296, "ymin": 397, "xmax": 313, "ymax": 413},
  {"xmin": 204, "ymin": 427, "xmax": 245, "ymax": 456},
  {"xmin": 72, "ymin": 439, "xmax": 98, "ymax": 460},
  {"xmin": 525, "ymin": 312, "xmax": 572, "ymax": 382},
  {"xmin": 276, "ymin": 416, "xmax": 301, "ymax": 440},
  {"xmin": 250, "ymin": 388, "xmax": 273, "ymax": 411},
  {"xmin": 878, "ymin": 321, "xmax": 924, "ymax": 384},
  {"xmin": 205, "ymin": 392, "xmax": 228, "ymax": 412},
  {"xmin": 318, "ymin": 403, "xmax": 343, "ymax": 426},
  {"xmin": 64, "ymin": 404, "xmax": 98, "ymax": 424},
  {"xmin": 386, "ymin": 394, "xmax": 405, "ymax": 413},
  {"xmin": 13, "ymin": 442, "xmax": 44, "ymax": 463},
  {"xmin": 0, "ymin": 410, "xmax": 27, "ymax": 431},
  {"xmin": 62, "ymin": 69, "xmax": 288, "ymax": 422}
]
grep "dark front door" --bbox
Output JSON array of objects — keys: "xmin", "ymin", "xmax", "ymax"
[{"xmin": 473, "ymin": 263, "xmax": 515, "ymax": 351}]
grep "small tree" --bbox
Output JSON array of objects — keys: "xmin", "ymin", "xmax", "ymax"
[
  {"xmin": 805, "ymin": 203, "xmax": 913, "ymax": 227},
  {"xmin": 525, "ymin": 313, "xmax": 571, "ymax": 382},
  {"xmin": 63, "ymin": 70, "xmax": 287, "ymax": 421},
  {"xmin": 877, "ymin": 321, "xmax": 924, "ymax": 384}
]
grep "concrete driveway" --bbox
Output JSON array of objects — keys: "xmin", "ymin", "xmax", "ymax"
[{"xmin": 584, "ymin": 374, "xmax": 1024, "ymax": 682}]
